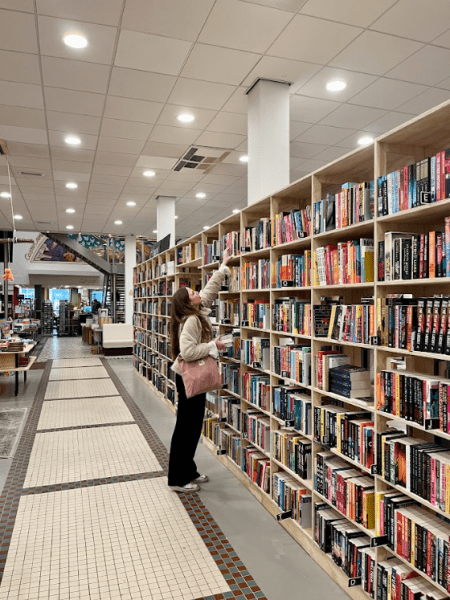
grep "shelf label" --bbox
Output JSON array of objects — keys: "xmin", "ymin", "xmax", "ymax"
[
  {"xmin": 276, "ymin": 510, "xmax": 292, "ymax": 521},
  {"xmin": 425, "ymin": 418, "xmax": 440, "ymax": 431},
  {"xmin": 205, "ymin": 410, "xmax": 214, "ymax": 418},
  {"xmin": 242, "ymin": 432, "xmax": 248, "ymax": 439},
  {"xmin": 370, "ymin": 536, "xmax": 388, "ymax": 548},
  {"xmin": 220, "ymin": 286, "xmax": 229, "ymax": 291},
  {"xmin": 221, "ymin": 319, "xmax": 231, "ymax": 325},
  {"xmin": 217, "ymin": 449, "xmax": 227, "ymax": 456},
  {"xmin": 253, "ymin": 361, "xmax": 262, "ymax": 369},
  {"xmin": 370, "ymin": 335, "xmax": 380, "ymax": 346},
  {"xmin": 281, "ymin": 280, "xmax": 294, "ymax": 288},
  {"xmin": 419, "ymin": 191, "xmax": 431, "ymax": 204},
  {"xmin": 213, "ymin": 255, "xmax": 220, "ymax": 262},
  {"xmin": 348, "ymin": 577, "xmax": 362, "ymax": 588},
  {"xmin": 370, "ymin": 464, "xmax": 378, "ymax": 475},
  {"xmin": 221, "ymin": 384, "xmax": 229, "ymax": 390},
  {"xmin": 241, "ymin": 320, "xmax": 249, "ymax": 327},
  {"xmin": 281, "ymin": 370, "xmax": 289, "ymax": 378},
  {"xmin": 218, "ymin": 417, "xmax": 227, "ymax": 423},
  {"xmin": 285, "ymin": 419, "xmax": 295, "ymax": 427},
  {"xmin": 241, "ymin": 246, "xmax": 251, "ymax": 253}
]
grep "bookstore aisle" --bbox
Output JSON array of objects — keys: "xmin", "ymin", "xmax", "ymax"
[{"xmin": 0, "ymin": 352, "xmax": 350, "ymax": 600}]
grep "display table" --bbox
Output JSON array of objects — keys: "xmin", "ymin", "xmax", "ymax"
[{"xmin": 0, "ymin": 342, "xmax": 37, "ymax": 396}]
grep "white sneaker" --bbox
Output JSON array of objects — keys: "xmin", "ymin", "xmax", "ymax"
[
  {"xmin": 192, "ymin": 474, "xmax": 209, "ymax": 484},
  {"xmin": 169, "ymin": 482, "xmax": 200, "ymax": 492}
]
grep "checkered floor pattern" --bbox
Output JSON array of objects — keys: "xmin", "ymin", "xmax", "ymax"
[{"xmin": 0, "ymin": 356, "xmax": 267, "ymax": 600}]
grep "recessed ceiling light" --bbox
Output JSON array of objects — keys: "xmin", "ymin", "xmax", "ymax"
[
  {"xmin": 114, "ymin": 220, "xmax": 123, "ymax": 225},
  {"xmin": 66, "ymin": 208, "xmax": 75, "ymax": 214},
  {"xmin": 175, "ymin": 215, "xmax": 178, "ymax": 219},
  {"xmin": 143, "ymin": 170, "xmax": 155, "ymax": 177},
  {"xmin": 177, "ymin": 113, "xmax": 195, "ymax": 123},
  {"xmin": 232, "ymin": 209, "xmax": 240, "ymax": 214},
  {"xmin": 239, "ymin": 155, "xmax": 249, "ymax": 163},
  {"xmin": 65, "ymin": 135, "xmax": 81, "ymax": 146},
  {"xmin": 326, "ymin": 79, "xmax": 347, "ymax": 92},
  {"xmin": 13, "ymin": 215, "xmax": 22, "ymax": 220},
  {"xmin": 358, "ymin": 135, "xmax": 374, "ymax": 146},
  {"xmin": 153, "ymin": 230, "xmax": 158, "ymax": 234},
  {"xmin": 196, "ymin": 192, "xmax": 206, "ymax": 199},
  {"xmin": 203, "ymin": 226, "xmax": 209, "ymax": 230},
  {"xmin": 126, "ymin": 201, "xmax": 136, "ymax": 207},
  {"xmin": 66, "ymin": 225, "xmax": 74, "ymax": 229},
  {"xmin": 66, "ymin": 182, "xmax": 78, "ymax": 189},
  {"xmin": 0, "ymin": 192, "xmax": 11, "ymax": 198},
  {"xmin": 63, "ymin": 34, "xmax": 88, "ymax": 49}
]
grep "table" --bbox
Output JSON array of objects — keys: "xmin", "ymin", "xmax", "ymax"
[{"xmin": 0, "ymin": 342, "xmax": 37, "ymax": 396}]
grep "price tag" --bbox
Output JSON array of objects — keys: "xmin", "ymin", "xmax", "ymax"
[
  {"xmin": 348, "ymin": 578, "xmax": 362, "ymax": 588},
  {"xmin": 285, "ymin": 419, "xmax": 295, "ymax": 427},
  {"xmin": 217, "ymin": 449, "xmax": 227, "ymax": 456},
  {"xmin": 370, "ymin": 536, "xmax": 388, "ymax": 548},
  {"xmin": 276, "ymin": 510, "xmax": 292, "ymax": 521},
  {"xmin": 370, "ymin": 464, "xmax": 378, "ymax": 475},
  {"xmin": 425, "ymin": 418, "xmax": 440, "ymax": 430},
  {"xmin": 281, "ymin": 280, "xmax": 294, "ymax": 288},
  {"xmin": 253, "ymin": 362, "xmax": 262, "ymax": 369}
]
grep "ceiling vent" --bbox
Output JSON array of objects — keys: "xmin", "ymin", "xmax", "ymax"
[
  {"xmin": 20, "ymin": 170, "xmax": 46, "ymax": 177},
  {"xmin": 0, "ymin": 139, "xmax": 9, "ymax": 155},
  {"xmin": 173, "ymin": 146, "xmax": 230, "ymax": 175}
]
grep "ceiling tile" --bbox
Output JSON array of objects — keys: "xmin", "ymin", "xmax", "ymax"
[
  {"xmin": 0, "ymin": 50, "xmax": 40, "ymax": 85},
  {"xmin": 100, "ymin": 119, "xmax": 153, "ymax": 141},
  {"xmin": 0, "ymin": 106, "xmax": 45, "ymax": 129},
  {"xmin": 115, "ymin": 30, "xmax": 192, "ymax": 75},
  {"xmin": 122, "ymin": 0, "xmax": 214, "ymax": 41},
  {"xmin": 46, "ymin": 111, "xmax": 101, "ymax": 136},
  {"xmin": 181, "ymin": 44, "xmax": 260, "ymax": 86},
  {"xmin": 242, "ymin": 56, "xmax": 321, "ymax": 94},
  {"xmin": 6, "ymin": 142, "xmax": 49, "ymax": 158},
  {"xmin": 0, "ymin": 81, "xmax": 43, "ymax": 109},
  {"xmin": 362, "ymin": 111, "xmax": 414, "ymax": 134},
  {"xmin": 41, "ymin": 57, "xmax": 110, "ymax": 94},
  {"xmin": 0, "ymin": 0, "xmax": 34, "ymax": 10},
  {"xmin": 48, "ymin": 130, "xmax": 97, "ymax": 150},
  {"xmin": 156, "ymin": 104, "xmax": 216, "ymax": 131},
  {"xmin": 44, "ymin": 87, "xmax": 105, "ymax": 117},
  {"xmin": 148, "ymin": 125, "xmax": 201, "ymax": 146},
  {"xmin": 95, "ymin": 152, "xmax": 139, "ymax": 167},
  {"xmin": 320, "ymin": 104, "xmax": 388, "ymax": 128},
  {"xmin": 298, "ymin": 158, "xmax": 329, "ymax": 171},
  {"xmin": 36, "ymin": 0, "xmax": 123, "ymax": 26},
  {"xmin": 97, "ymin": 137, "xmax": 146, "ymax": 155},
  {"xmin": 370, "ymin": 0, "xmax": 450, "ymax": 43},
  {"xmin": 310, "ymin": 146, "xmax": 350, "ymax": 162},
  {"xmin": 290, "ymin": 121, "xmax": 312, "ymax": 140},
  {"xmin": 140, "ymin": 142, "xmax": 187, "ymax": 159},
  {"xmin": 53, "ymin": 170, "xmax": 91, "ymax": 181},
  {"xmin": 168, "ymin": 78, "xmax": 235, "ymax": 110},
  {"xmin": 432, "ymin": 29, "xmax": 450, "ymax": 49},
  {"xmin": 52, "ymin": 161, "xmax": 93, "ymax": 174},
  {"xmin": 221, "ymin": 87, "xmax": 248, "ymax": 115},
  {"xmin": 136, "ymin": 156, "xmax": 178, "ymax": 170},
  {"xmin": 8, "ymin": 156, "xmax": 51, "ymax": 171},
  {"xmin": 300, "ymin": 0, "xmax": 396, "ymax": 27},
  {"xmin": 290, "ymin": 141, "xmax": 328, "ymax": 159},
  {"xmin": 90, "ymin": 173, "xmax": 127, "ymax": 185},
  {"xmin": 330, "ymin": 31, "xmax": 423, "ymax": 75},
  {"xmin": 296, "ymin": 67, "xmax": 377, "ymax": 102},
  {"xmin": 38, "ymin": 16, "xmax": 117, "ymax": 65},
  {"xmin": 386, "ymin": 46, "xmax": 450, "ymax": 86},
  {"xmin": 207, "ymin": 112, "xmax": 247, "ymax": 136},
  {"xmin": 395, "ymin": 87, "xmax": 450, "ymax": 115},
  {"xmin": 0, "ymin": 9, "xmax": 37, "ymax": 53},
  {"xmin": 268, "ymin": 14, "xmax": 361, "ymax": 64},
  {"xmin": 92, "ymin": 164, "xmax": 133, "ymax": 177},
  {"xmin": 295, "ymin": 124, "xmax": 356, "ymax": 145},
  {"xmin": 104, "ymin": 96, "xmax": 163, "ymax": 124},
  {"xmin": 109, "ymin": 68, "xmax": 176, "ymax": 103},
  {"xmin": 199, "ymin": 0, "xmax": 292, "ymax": 54},
  {"xmin": 0, "ymin": 125, "xmax": 47, "ymax": 145},
  {"xmin": 349, "ymin": 78, "xmax": 428, "ymax": 110},
  {"xmin": 223, "ymin": 150, "xmax": 251, "ymax": 165},
  {"xmin": 290, "ymin": 95, "xmax": 341, "ymax": 123},
  {"xmin": 202, "ymin": 173, "xmax": 239, "ymax": 186},
  {"xmin": 166, "ymin": 169, "xmax": 205, "ymax": 182},
  {"xmin": 195, "ymin": 131, "xmax": 245, "ymax": 149}
]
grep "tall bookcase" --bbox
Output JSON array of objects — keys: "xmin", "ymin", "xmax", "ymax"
[{"xmin": 134, "ymin": 99, "xmax": 450, "ymax": 600}]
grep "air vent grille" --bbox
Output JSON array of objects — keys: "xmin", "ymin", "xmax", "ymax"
[
  {"xmin": 20, "ymin": 171, "xmax": 46, "ymax": 177},
  {"xmin": 173, "ymin": 146, "xmax": 230, "ymax": 174}
]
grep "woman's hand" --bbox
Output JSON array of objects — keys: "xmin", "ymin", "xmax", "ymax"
[
  {"xmin": 222, "ymin": 249, "xmax": 230, "ymax": 265},
  {"xmin": 214, "ymin": 336, "xmax": 227, "ymax": 351}
]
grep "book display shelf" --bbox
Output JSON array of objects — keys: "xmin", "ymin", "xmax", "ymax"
[{"xmin": 134, "ymin": 99, "xmax": 450, "ymax": 600}]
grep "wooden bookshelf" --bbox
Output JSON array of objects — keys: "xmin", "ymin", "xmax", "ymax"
[{"xmin": 134, "ymin": 98, "xmax": 450, "ymax": 600}]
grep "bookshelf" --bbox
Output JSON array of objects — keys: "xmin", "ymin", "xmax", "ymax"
[{"xmin": 134, "ymin": 99, "xmax": 450, "ymax": 600}]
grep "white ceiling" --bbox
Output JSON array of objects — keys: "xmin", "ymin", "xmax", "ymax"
[{"xmin": 0, "ymin": 0, "xmax": 449, "ymax": 239}]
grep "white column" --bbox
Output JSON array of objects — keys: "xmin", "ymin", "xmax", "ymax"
[
  {"xmin": 124, "ymin": 234, "xmax": 136, "ymax": 325},
  {"xmin": 156, "ymin": 196, "xmax": 176, "ymax": 246},
  {"xmin": 247, "ymin": 79, "xmax": 290, "ymax": 205}
]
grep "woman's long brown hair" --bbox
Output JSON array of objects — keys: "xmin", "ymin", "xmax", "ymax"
[{"xmin": 170, "ymin": 287, "xmax": 212, "ymax": 360}]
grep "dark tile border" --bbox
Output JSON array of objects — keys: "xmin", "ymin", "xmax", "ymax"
[{"xmin": 36, "ymin": 421, "xmax": 136, "ymax": 433}]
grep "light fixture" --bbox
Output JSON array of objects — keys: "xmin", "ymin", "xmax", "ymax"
[
  {"xmin": 66, "ymin": 208, "xmax": 75, "ymax": 214},
  {"xmin": 66, "ymin": 182, "xmax": 78, "ymax": 189},
  {"xmin": 63, "ymin": 34, "xmax": 88, "ymax": 49},
  {"xmin": 232, "ymin": 209, "xmax": 240, "ymax": 214},
  {"xmin": 13, "ymin": 215, "xmax": 22, "ymax": 220},
  {"xmin": 0, "ymin": 192, "xmax": 11, "ymax": 198},
  {"xmin": 239, "ymin": 155, "xmax": 249, "ymax": 163},
  {"xmin": 65, "ymin": 135, "xmax": 81, "ymax": 146},
  {"xmin": 153, "ymin": 230, "xmax": 158, "ymax": 234},
  {"xmin": 358, "ymin": 135, "xmax": 374, "ymax": 146},
  {"xmin": 143, "ymin": 170, "xmax": 155, "ymax": 177},
  {"xmin": 196, "ymin": 192, "xmax": 206, "ymax": 199},
  {"xmin": 126, "ymin": 201, "xmax": 136, "ymax": 207},
  {"xmin": 326, "ymin": 79, "xmax": 347, "ymax": 92},
  {"xmin": 203, "ymin": 225, "xmax": 209, "ymax": 230},
  {"xmin": 175, "ymin": 215, "xmax": 178, "ymax": 219},
  {"xmin": 177, "ymin": 113, "xmax": 195, "ymax": 123},
  {"xmin": 114, "ymin": 220, "xmax": 123, "ymax": 225},
  {"xmin": 66, "ymin": 225, "xmax": 74, "ymax": 229}
]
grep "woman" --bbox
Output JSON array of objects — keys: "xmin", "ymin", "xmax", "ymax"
[{"xmin": 168, "ymin": 250, "xmax": 230, "ymax": 492}]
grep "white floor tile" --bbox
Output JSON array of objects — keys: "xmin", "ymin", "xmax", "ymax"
[
  {"xmin": 49, "ymin": 366, "xmax": 109, "ymax": 380},
  {"xmin": 45, "ymin": 379, "xmax": 118, "ymax": 400},
  {"xmin": 38, "ymin": 397, "xmax": 133, "ymax": 430}
]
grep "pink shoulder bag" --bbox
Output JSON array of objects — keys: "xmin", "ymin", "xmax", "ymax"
[{"xmin": 177, "ymin": 355, "xmax": 221, "ymax": 399}]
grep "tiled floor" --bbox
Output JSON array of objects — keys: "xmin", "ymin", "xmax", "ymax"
[
  {"xmin": 49, "ymin": 366, "xmax": 109, "ymax": 380},
  {"xmin": 38, "ymin": 337, "xmax": 99, "ymax": 361},
  {"xmin": 0, "ymin": 355, "xmax": 269, "ymax": 600},
  {"xmin": 52, "ymin": 357, "xmax": 103, "ymax": 368}
]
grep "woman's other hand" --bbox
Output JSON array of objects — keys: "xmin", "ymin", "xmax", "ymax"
[{"xmin": 214, "ymin": 336, "xmax": 227, "ymax": 351}]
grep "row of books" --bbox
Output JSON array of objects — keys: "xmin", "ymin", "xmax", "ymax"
[
  {"xmin": 133, "ymin": 285, "xmax": 151, "ymax": 297},
  {"xmin": 315, "ymin": 239, "xmax": 374, "ymax": 286},
  {"xmin": 272, "ymin": 386, "xmax": 312, "ymax": 435},
  {"xmin": 154, "ymin": 261, "xmax": 175, "ymax": 278},
  {"xmin": 243, "ymin": 219, "xmax": 271, "ymax": 251},
  {"xmin": 218, "ymin": 299, "xmax": 240, "ymax": 326},
  {"xmin": 241, "ymin": 300, "xmax": 270, "ymax": 330},
  {"xmin": 272, "ymin": 471, "xmax": 312, "ymax": 528},
  {"xmin": 224, "ymin": 266, "xmax": 241, "ymax": 292},
  {"xmin": 377, "ymin": 558, "xmax": 447, "ymax": 600},
  {"xmin": 241, "ymin": 259, "xmax": 270, "ymax": 290},
  {"xmin": 272, "ymin": 343, "xmax": 311, "ymax": 386},
  {"xmin": 315, "ymin": 451, "xmax": 375, "ymax": 530},
  {"xmin": 242, "ymin": 372, "xmax": 270, "ymax": 412},
  {"xmin": 222, "ymin": 231, "xmax": 241, "ymax": 257},
  {"xmin": 272, "ymin": 429, "xmax": 312, "ymax": 481},
  {"xmin": 152, "ymin": 280, "xmax": 173, "ymax": 297},
  {"xmin": 176, "ymin": 241, "xmax": 202, "ymax": 265},
  {"xmin": 240, "ymin": 337, "xmax": 270, "ymax": 369},
  {"xmin": 313, "ymin": 181, "xmax": 375, "ymax": 235},
  {"xmin": 380, "ymin": 224, "xmax": 450, "ymax": 282},
  {"xmin": 271, "ymin": 251, "xmax": 311, "ymax": 288},
  {"xmin": 327, "ymin": 300, "xmax": 376, "ymax": 345},
  {"xmin": 244, "ymin": 411, "xmax": 270, "ymax": 451},
  {"xmin": 314, "ymin": 405, "xmax": 374, "ymax": 470},
  {"xmin": 220, "ymin": 362, "xmax": 240, "ymax": 395},
  {"xmin": 204, "ymin": 240, "xmax": 221, "ymax": 265},
  {"xmin": 221, "ymin": 330, "xmax": 240, "ymax": 360},
  {"xmin": 134, "ymin": 268, "xmax": 152, "ymax": 284},
  {"xmin": 377, "ymin": 150, "xmax": 450, "ymax": 217},
  {"xmin": 271, "ymin": 207, "xmax": 312, "ymax": 245},
  {"xmin": 315, "ymin": 349, "xmax": 371, "ymax": 395},
  {"xmin": 215, "ymin": 427, "xmax": 241, "ymax": 465},
  {"xmin": 273, "ymin": 298, "xmax": 311, "ymax": 336},
  {"xmin": 219, "ymin": 396, "xmax": 241, "ymax": 433},
  {"xmin": 242, "ymin": 447, "xmax": 270, "ymax": 493}
]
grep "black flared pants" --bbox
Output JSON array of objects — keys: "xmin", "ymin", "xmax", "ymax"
[{"xmin": 168, "ymin": 374, "xmax": 206, "ymax": 486}]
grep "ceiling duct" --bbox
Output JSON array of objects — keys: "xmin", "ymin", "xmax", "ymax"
[
  {"xmin": 173, "ymin": 146, "xmax": 230, "ymax": 175},
  {"xmin": 20, "ymin": 171, "xmax": 46, "ymax": 177}
]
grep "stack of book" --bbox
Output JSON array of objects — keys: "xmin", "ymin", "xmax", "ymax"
[{"xmin": 328, "ymin": 364, "xmax": 372, "ymax": 400}]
